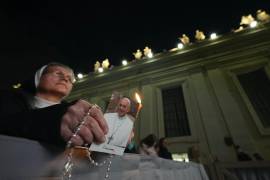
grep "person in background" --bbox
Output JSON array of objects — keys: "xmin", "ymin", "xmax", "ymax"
[
  {"xmin": 188, "ymin": 146, "xmax": 201, "ymax": 163},
  {"xmin": 139, "ymin": 134, "xmax": 158, "ymax": 156},
  {"xmin": 253, "ymin": 153, "xmax": 264, "ymax": 161},
  {"xmin": 158, "ymin": 137, "xmax": 173, "ymax": 160},
  {"xmin": 0, "ymin": 62, "xmax": 108, "ymax": 148},
  {"xmin": 234, "ymin": 145, "xmax": 252, "ymax": 161}
]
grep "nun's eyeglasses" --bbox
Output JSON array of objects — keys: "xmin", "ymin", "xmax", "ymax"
[{"xmin": 46, "ymin": 71, "xmax": 75, "ymax": 84}]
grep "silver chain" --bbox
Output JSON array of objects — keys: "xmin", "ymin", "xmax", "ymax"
[{"xmin": 62, "ymin": 105, "xmax": 114, "ymax": 180}]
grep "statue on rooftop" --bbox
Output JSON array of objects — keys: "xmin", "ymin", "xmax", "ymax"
[
  {"xmin": 240, "ymin": 14, "xmax": 255, "ymax": 25},
  {"xmin": 195, "ymin": 30, "xmax": 205, "ymax": 41},
  {"xmin": 257, "ymin": 10, "xmax": 270, "ymax": 22},
  {"xmin": 102, "ymin": 58, "xmax": 110, "ymax": 69},
  {"xmin": 94, "ymin": 61, "xmax": 101, "ymax": 72},
  {"xmin": 133, "ymin": 49, "xmax": 142, "ymax": 60},
  {"xmin": 143, "ymin": 46, "xmax": 152, "ymax": 57},
  {"xmin": 179, "ymin": 34, "xmax": 190, "ymax": 45}
]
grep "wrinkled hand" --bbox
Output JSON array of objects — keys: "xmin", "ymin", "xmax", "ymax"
[{"xmin": 60, "ymin": 100, "xmax": 108, "ymax": 146}]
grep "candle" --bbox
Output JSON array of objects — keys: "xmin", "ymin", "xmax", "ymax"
[{"xmin": 135, "ymin": 92, "xmax": 143, "ymax": 119}]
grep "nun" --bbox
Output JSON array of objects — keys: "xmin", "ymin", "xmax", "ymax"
[{"xmin": 0, "ymin": 62, "xmax": 108, "ymax": 147}]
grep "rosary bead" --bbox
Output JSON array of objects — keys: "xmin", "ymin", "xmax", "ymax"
[{"xmin": 62, "ymin": 112, "xmax": 114, "ymax": 180}]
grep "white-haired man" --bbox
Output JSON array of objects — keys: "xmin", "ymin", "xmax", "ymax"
[{"xmin": 105, "ymin": 97, "xmax": 134, "ymax": 148}]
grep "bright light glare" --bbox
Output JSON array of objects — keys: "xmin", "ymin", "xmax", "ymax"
[
  {"xmin": 122, "ymin": 60, "xmax": 128, "ymax": 66},
  {"xmin": 210, "ymin": 33, "xmax": 217, "ymax": 40},
  {"xmin": 250, "ymin": 21, "xmax": 258, "ymax": 28},
  {"xmin": 177, "ymin": 43, "xmax": 184, "ymax": 49},
  {"xmin": 147, "ymin": 52, "xmax": 153, "ymax": 58},
  {"xmin": 77, "ymin": 73, "xmax": 83, "ymax": 79},
  {"xmin": 98, "ymin": 67, "xmax": 104, "ymax": 73}
]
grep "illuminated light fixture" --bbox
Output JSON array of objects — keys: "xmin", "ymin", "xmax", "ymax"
[
  {"xmin": 147, "ymin": 52, "xmax": 153, "ymax": 58},
  {"xmin": 210, "ymin": 33, "xmax": 217, "ymax": 40},
  {"xmin": 250, "ymin": 21, "xmax": 258, "ymax": 28},
  {"xmin": 177, "ymin": 43, "xmax": 184, "ymax": 49},
  {"xmin": 13, "ymin": 83, "xmax": 21, "ymax": 89},
  {"xmin": 98, "ymin": 67, "xmax": 104, "ymax": 73},
  {"xmin": 77, "ymin": 73, "xmax": 83, "ymax": 79},
  {"xmin": 122, "ymin": 60, "xmax": 128, "ymax": 66}
]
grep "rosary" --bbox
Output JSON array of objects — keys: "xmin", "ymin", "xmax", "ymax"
[{"xmin": 62, "ymin": 105, "xmax": 114, "ymax": 180}]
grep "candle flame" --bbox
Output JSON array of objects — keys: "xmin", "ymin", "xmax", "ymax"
[{"xmin": 135, "ymin": 93, "xmax": 141, "ymax": 104}]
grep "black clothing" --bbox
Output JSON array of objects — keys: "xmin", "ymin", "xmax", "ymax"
[
  {"xmin": 158, "ymin": 147, "xmax": 173, "ymax": 160},
  {"xmin": 124, "ymin": 147, "xmax": 137, "ymax": 154},
  {"xmin": 237, "ymin": 152, "xmax": 252, "ymax": 161},
  {"xmin": 0, "ymin": 89, "xmax": 72, "ymax": 148},
  {"xmin": 124, "ymin": 142, "xmax": 138, "ymax": 154},
  {"xmin": 253, "ymin": 153, "xmax": 264, "ymax": 160}
]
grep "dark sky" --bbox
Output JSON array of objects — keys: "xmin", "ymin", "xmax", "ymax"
[{"xmin": 0, "ymin": 1, "xmax": 269, "ymax": 87}]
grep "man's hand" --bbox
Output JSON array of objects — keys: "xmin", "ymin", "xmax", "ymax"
[{"xmin": 60, "ymin": 100, "xmax": 108, "ymax": 146}]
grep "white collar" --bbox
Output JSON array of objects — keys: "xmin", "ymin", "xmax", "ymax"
[{"xmin": 33, "ymin": 96, "xmax": 60, "ymax": 108}]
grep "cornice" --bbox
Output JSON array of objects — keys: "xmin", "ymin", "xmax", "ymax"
[{"xmin": 68, "ymin": 23, "xmax": 270, "ymax": 99}]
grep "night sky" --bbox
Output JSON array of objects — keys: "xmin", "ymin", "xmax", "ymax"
[{"xmin": 0, "ymin": 1, "xmax": 269, "ymax": 87}]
